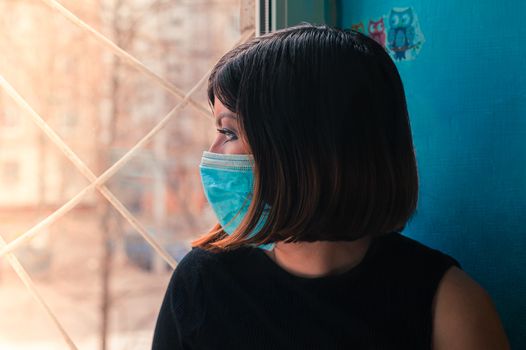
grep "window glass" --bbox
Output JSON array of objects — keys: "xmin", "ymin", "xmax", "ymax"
[{"xmin": 0, "ymin": 1, "xmax": 242, "ymax": 348}]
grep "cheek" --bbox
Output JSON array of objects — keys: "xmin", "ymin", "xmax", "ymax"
[{"xmin": 227, "ymin": 142, "xmax": 250, "ymax": 154}]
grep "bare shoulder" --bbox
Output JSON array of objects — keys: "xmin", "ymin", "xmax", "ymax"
[{"xmin": 432, "ymin": 266, "xmax": 510, "ymax": 350}]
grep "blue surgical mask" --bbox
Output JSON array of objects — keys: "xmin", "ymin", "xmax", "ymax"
[{"xmin": 199, "ymin": 151, "xmax": 275, "ymax": 251}]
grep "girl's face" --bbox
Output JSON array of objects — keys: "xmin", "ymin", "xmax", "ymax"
[{"xmin": 209, "ymin": 98, "xmax": 250, "ymax": 155}]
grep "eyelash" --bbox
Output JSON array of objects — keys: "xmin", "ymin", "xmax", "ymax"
[{"xmin": 217, "ymin": 128, "xmax": 238, "ymax": 143}]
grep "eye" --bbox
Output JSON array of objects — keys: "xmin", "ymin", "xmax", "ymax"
[
  {"xmin": 402, "ymin": 14, "xmax": 410, "ymax": 25},
  {"xmin": 378, "ymin": 22, "xmax": 383, "ymax": 31},
  {"xmin": 217, "ymin": 128, "xmax": 238, "ymax": 143},
  {"xmin": 391, "ymin": 16, "xmax": 399, "ymax": 26}
]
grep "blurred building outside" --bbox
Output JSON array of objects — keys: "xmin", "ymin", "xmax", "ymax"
[{"xmin": 0, "ymin": 0, "xmax": 241, "ymax": 348}]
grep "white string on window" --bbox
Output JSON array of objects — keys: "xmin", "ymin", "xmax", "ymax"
[
  {"xmin": 41, "ymin": 0, "xmax": 213, "ymax": 120},
  {"xmin": 0, "ymin": 236, "xmax": 79, "ymax": 350},
  {"xmin": 0, "ymin": 0, "xmax": 255, "ymax": 347}
]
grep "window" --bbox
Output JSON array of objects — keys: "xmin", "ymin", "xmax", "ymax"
[{"xmin": 0, "ymin": 0, "xmax": 247, "ymax": 348}]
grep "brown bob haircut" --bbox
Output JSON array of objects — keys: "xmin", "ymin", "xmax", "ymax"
[{"xmin": 192, "ymin": 24, "xmax": 418, "ymax": 251}]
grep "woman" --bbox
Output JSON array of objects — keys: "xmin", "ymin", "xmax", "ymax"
[{"xmin": 153, "ymin": 24, "xmax": 509, "ymax": 349}]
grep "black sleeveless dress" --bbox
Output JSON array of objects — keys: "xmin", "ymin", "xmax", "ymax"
[{"xmin": 152, "ymin": 232, "xmax": 461, "ymax": 349}]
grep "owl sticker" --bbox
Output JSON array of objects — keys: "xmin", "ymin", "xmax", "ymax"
[
  {"xmin": 368, "ymin": 18, "xmax": 386, "ymax": 48},
  {"xmin": 387, "ymin": 7, "xmax": 424, "ymax": 61},
  {"xmin": 351, "ymin": 22, "xmax": 365, "ymax": 34}
]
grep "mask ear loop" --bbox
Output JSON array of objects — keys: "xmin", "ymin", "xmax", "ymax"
[{"xmin": 244, "ymin": 159, "xmax": 276, "ymax": 250}]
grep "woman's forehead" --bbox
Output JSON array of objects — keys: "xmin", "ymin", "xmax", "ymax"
[
  {"xmin": 213, "ymin": 98, "xmax": 234, "ymax": 114},
  {"xmin": 213, "ymin": 99, "xmax": 237, "ymax": 123}
]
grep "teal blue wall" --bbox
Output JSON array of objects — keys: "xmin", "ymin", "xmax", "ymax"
[{"xmin": 340, "ymin": 0, "xmax": 526, "ymax": 347}]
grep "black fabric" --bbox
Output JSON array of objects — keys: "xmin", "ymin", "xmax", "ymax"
[{"xmin": 152, "ymin": 232, "xmax": 461, "ymax": 350}]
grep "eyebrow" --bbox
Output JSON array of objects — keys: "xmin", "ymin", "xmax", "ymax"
[{"xmin": 215, "ymin": 112, "xmax": 238, "ymax": 126}]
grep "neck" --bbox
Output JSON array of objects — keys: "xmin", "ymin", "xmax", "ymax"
[{"xmin": 264, "ymin": 235, "xmax": 372, "ymax": 278}]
